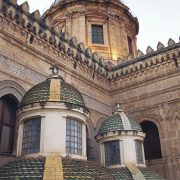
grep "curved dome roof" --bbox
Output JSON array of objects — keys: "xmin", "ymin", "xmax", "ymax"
[
  {"xmin": 98, "ymin": 108, "xmax": 142, "ymax": 135},
  {"xmin": 21, "ymin": 76, "xmax": 85, "ymax": 107},
  {"xmin": 0, "ymin": 157, "xmax": 164, "ymax": 179}
]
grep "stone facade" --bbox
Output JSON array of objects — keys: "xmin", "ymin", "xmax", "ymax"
[
  {"xmin": 0, "ymin": 0, "xmax": 179, "ymax": 179},
  {"xmin": 44, "ymin": 0, "xmax": 138, "ymax": 61}
]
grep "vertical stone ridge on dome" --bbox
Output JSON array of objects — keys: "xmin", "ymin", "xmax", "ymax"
[
  {"xmin": 43, "ymin": 155, "xmax": 64, "ymax": 180},
  {"xmin": 48, "ymin": 78, "xmax": 61, "ymax": 101},
  {"xmin": 126, "ymin": 163, "xmax": 145, "ymax": 180},
  {"xmin": 119, "ymin": 111, "xmax": 132, "ymax": 130}
]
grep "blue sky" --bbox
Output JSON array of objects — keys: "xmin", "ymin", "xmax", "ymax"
[{"xmin": 17, "ymin": 0, "xmax": 180, "ymax": 53}]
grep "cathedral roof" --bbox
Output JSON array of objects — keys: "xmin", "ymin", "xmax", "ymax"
[
  {"xmin": 98, "ymin": 109, "xmax": 142, "ymax": 136},
  {"xmin": 0, "ymin": 157, "xmax": 165, "ymax": 179},
  {"xmin": 21, "ymin": 75, "xmax": 85, "ymax": 108}
]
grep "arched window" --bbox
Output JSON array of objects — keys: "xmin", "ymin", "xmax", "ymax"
[
  {"xmin": 0, "ymin": 95, "xmax": 18, "ymax": 153},
  {"xmin": 140, "ymin": 121, "xmax": 162, "ymax": 160}
]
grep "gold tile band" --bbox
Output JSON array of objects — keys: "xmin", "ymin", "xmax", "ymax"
[
  {"xmin": 126, "ymin": 163, "xmax": 145, "ymax": 180},
  {"xmin": 43, "ymin": 154, "xmax": 64, "ymax": 180},
  {"xmin": 49, "ymin": 79, "xmax": 61, "ymax": 101}
]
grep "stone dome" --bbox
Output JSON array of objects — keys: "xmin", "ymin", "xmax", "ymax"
[
  {"xmin": 98, "ymin": 108, "xmax": 142, "ymax": 136},
  {"xmin": 21, "ymin": 76, "xmax": 85, "ymax": 107}
]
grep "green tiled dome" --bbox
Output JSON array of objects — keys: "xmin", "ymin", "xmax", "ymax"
[
  {"xmin": 98, "ymin": 113, "xmax": 142, "ymax": 135},
  {"xmin": 21, "ymin": 77, "xmax": 85, "ymax": 107},
  {"xmin": 0, "ymin": 157, "xmax": 165, "ymax": 180},
  {"xmin": 0, "ymin": 157, "xmax": 45, "ymax": 179}
]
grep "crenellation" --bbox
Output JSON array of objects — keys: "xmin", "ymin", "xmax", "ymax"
[
  {"xmin": 137, "ymin": 49, "xmax": 144, "ymax": 57},
  {"xmin": 20, "ymin": 1, "xmax": 30, "ymax": 14},
  {"xmin": 0, "ymin": 0, "xmax": 110, "ymax": 79},
  {"xmin": 168, "ymin": 38, "xmax": 176, "ymax": 46},
  {"xmin": 146, "ymin": 46, "xmax": 154, "ymax": 54},
  {"xmin": 157, "ymin": 41, "xmax": 165, "ymax": 50},
  {"xmin": 0, "ymin": 1, "xmax": 179, "ymax": 179}
]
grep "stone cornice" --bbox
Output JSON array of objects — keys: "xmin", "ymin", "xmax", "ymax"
[
  {"xmin": 0, "ymin": 12, "xmax": 111, "ymax": 92},
  {"xmin": 0, "ymin": 0, "xmax": 179, "ymax": 94}
]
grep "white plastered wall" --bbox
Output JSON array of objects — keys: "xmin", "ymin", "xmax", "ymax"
[
  {"xmin": 17, "ymin": 103, "xmax": 89, "ymax": 160},
  {"xmin": 98, "ymin": 133, "xmax": 146, "ymax": 168}
]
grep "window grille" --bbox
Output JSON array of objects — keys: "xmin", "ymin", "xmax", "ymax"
[
  {"xmin": 66, "ymin": 118, "xmax": 82, "ymax": 155},
  {"xmin": 135, "ymin": 140, "xmax": 144, "ymax": 164},
  {"xmin": 22, "ymin": 118, "xmax": 41, "ymax": 155},
  {"xmin": 104, "ymin": 140, "xmax": 120, "ymax": 166},
  {"xmin": 92, "ymin": 25, "xmax": 104, "ymax": 44}
]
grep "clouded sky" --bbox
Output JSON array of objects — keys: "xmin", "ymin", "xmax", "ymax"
[{"xmin": 17, "ymin": 0, "xmax": 180, "ymax": 52}]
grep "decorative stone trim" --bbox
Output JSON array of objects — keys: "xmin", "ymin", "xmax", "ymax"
[
  {"xmin": 49, "ymin": 78, "xmax": 61, "ymax": 101},
  {"xmin": 43, "ymin": 155, "xmax": 64, "ymax": 180},
  {"xmin": 0, "ymin": 80, "xmax": 26, "ymax": 102},
  {"xmin": 126, "ymin": 163, "xmax": 145, "ymax": 180}
]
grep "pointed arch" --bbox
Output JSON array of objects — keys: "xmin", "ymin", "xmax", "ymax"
[
  {"xmin": 0, "ymin": 80, "xmax": 26, "ymax": 104},
  {"xmin": 0, "ymin": 80, "xmax": 25, "ymax": 154},
  {"xmin": 134, "ymin": 113, "xmax": 165, "ymax": 158},
  {"xmin": 140, "ymin": 121, "xmax": 162, "ymax": 160}
]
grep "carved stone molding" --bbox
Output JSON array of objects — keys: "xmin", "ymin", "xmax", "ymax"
[
  {"xmin": 0, "ymin": 80, "xmax": 26, "ymax": 102},
  {"xmin": 166, "ymin": 105, "xmax": 180, "ymax": 121},
  {"xmin": 0, "ymin": 54, "xmax": 46, "ymax": 84}
]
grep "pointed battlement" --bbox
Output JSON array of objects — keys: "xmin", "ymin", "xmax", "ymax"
[{"xmin": 0, "ymin": 0, "xmax": 179, "ymax": 82}]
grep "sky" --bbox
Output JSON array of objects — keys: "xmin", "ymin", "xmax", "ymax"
[{"xmin": 17, "ymin": 0, "xmax": 180, "ymax": 53}]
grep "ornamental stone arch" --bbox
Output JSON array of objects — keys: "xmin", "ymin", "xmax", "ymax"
[
  {"xmin": 0, "ymin": 80, "xmax": 25, "ymax": 154},
  {"xmin": 0, "ymin": 80, "xmax": 26, "ymax": 104},
  {"xmin": 134, "ymin": 113, "xmax": 165, "ymax": 158}
]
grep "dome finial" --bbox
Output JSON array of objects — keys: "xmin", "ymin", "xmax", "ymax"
[
  {"xmin": 50, "ymin": 64, "xmax": 59, "ymax": 75},
  {"xmin": 114, "ymin": 103, "xmax": 122, "ymax": 113}
]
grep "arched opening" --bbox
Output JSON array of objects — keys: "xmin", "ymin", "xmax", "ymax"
[
  {"xmin": 140, "ymin": 121, "xmax": 162, "ymax": 160},
  {"xmin": 0, "ymin": 95, "xmax": 18, "ymax": 153}
]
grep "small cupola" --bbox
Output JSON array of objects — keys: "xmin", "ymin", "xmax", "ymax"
[
  {"xmin": 17, "ymin": 65, "xmax": 89, "ymax": 160},
  {"xmin": 96, "ymin": 104, "xmax": 145, "ymax": 168}
]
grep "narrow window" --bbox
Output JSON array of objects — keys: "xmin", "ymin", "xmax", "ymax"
[
  {"xmin": 0, "ymin": 96, "xmax": 17, "ymax": 153},
  {"xmin": 91, "ymin": 25, "xmax": 104, "ymax": 44},
  {"xmin": 127, "ymin": 36, "xmax": 133, "ymax": 55},
  {"xmin": 66, "ymin": 118, "xmax": 82, "ymax": 155},
  {"xmin": 140, "ymin": 121, "xmax": 162, "ymax": 160},
  {"xmin": 135, "ymin": 140, "xmax": 144, "ymax": 164},
  {"xmin": 22, "ymin": 118, "xmax": 41, "ymax": 155},
  {"xmin": 104, "ymin": 140, "xmax": 120, "ymax": 166}
]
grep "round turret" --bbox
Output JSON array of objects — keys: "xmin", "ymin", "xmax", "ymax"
[
  {"xmin": 44, "ymin": 0, "xmax": 139, "ymax": 62},
  {"xmin": 17, "ymin": 65, "xmax": 89, "ymax": 160},
  {"xmin": 96, "ymin": 104, "xmax": 145, "ymax": 168}
]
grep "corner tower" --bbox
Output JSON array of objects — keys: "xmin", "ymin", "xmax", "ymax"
[{"xmin": 43, "ymin": 0, "xmax": 139, "ymax": 62}]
